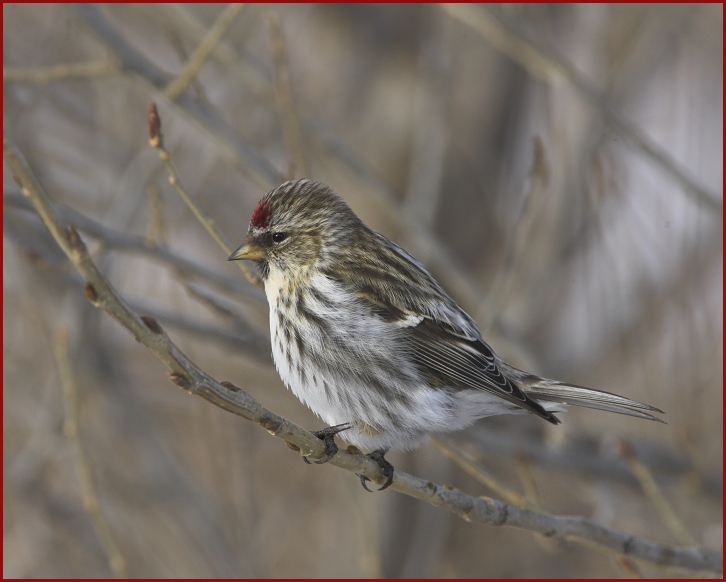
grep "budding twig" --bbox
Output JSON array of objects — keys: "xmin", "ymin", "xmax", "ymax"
[
  {"xmin": 4, "ymin": 133, "xmax": 721, "ymax": 576},
  {"xmin": 147, "ymin": 103, "xmax": 264, "ymax": 291},
  {"xmin": 4, "ymin": 191, "xmax": 263, "ymax": 304}
]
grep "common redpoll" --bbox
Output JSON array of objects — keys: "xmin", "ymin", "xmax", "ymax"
[{"xmin": 229, "ymin": 179, "xmax": 663, "ymax": 490}]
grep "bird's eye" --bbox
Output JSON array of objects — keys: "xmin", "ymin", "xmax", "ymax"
[{"xmin": 272, "ymin": 232, "xmax": 287, "ymax": 243}]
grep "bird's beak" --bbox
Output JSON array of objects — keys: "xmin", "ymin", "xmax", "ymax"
[{"xmin": 228, "ymin": 234, "xmax": 266, "ymax": 261}]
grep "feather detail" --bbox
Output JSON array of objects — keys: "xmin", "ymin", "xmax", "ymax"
[
  {"xmin": 407, "ymin": 319, "xmax": 561, "ymax": 424},
  {"xmin": 524, "ymin": 381, "xmax": 666, "ymax": 423}
]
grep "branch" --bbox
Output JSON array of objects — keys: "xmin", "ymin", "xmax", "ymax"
[
  {"xmin": 617, "ymin": 439, "xmax": 698, "ymax": 547},
  {"xmin": 8, "ymin": 196, "xmax": 720, "ymax": 498},
  {"xmin": 440, "ymin": 3, "xmax": 722, "ymax": 215},
  {"xmin": 430, "ymin": 435, "xmax": 529, "ymax": 507},
  {"xmin": 74, "ymin": 4, "xmax": 283, "ymax": 191},
  {"xmin": 71, "ymin": 3, "xmax": 508, "ymax": 325},
  {"xmin": 54, "ymin": 328, "xmax": 128, "ymax": 578},
  {"xmin": 4, "ymin": 133, "xmax": 721, "ymax": 576},
  {"xmin": 459, "ymin": 426, "xmax": 723, "ymax": 500},
  {"xmin": 394, "ymin": 470, "xmax": 720, "ymax": 575},
  {"xmin": 164, "ymin": 3, "xmax": 246, "ymax": 100},
  {"xmin": 3, "ymin": 191, "xmax": 264, "ymax": 304},
  {"xmin": 266, "ymin": 12, "xmax": 309, "ymax": 178},
  {"xmin": 147, "ymin": 103, "xmax": 264, "ymax": 291},
  {"xmin": 3, "ymin": 60, "xmax": 119, "ymax": 83}
]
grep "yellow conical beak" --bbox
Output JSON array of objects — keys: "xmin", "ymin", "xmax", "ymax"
[{"xmin": 228, "ymin": 233, "xmax": 266, "ymax": 261}]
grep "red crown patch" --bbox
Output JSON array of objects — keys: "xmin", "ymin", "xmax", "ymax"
[{"xmin": 250, "ymin": 199, "xmax": 271, "ymax": 228}]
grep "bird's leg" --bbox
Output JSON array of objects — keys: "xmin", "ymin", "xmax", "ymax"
[
  {"xmin": 358, "ymin": 449, "xmax": 394, "ymax": 492},
  {"xmin": 302, "ymin": 423, "xmax": 351, "ymax": 465}
]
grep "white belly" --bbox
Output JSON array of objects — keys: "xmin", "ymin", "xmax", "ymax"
[{"xmin": 264, "ymin": 272, "xmax": 452, "ymax": 450}]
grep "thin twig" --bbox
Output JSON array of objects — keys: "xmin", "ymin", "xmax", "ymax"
[
  {"xmin": 266, "ymin": 12, "xmax": 309, "ymax": 178},
  {"xmin": 5, "ymin": 133, "xmax": 721, "ymax": 576},
  {"xmin": 147, "ymin": 103, "xmax": 264, "ymax": 291},
  {"xmin": 54, "ymin": 328, "xmax": 128, "ymax": 578},
  {"xmin": 617, "ymin": 438, "xmax": 698, "ymax": 547},
  {"xmin": 457, "ymin": 426, "xmax": 722, "ymax": 500},
  {"xmin": 72, "ymin": 4, "xmax": 503, "ymax": 326},
  {"xmin": 440, "ymin": 3, "xmax": 722, "ymax": 215},
  {"xmin": 164, "ymin": 3, "xmax": 246, "ymax": 101},
  {"xmin": 430, "ymin": 436, "xmax": 528, "ymax": 507},
  {"xmin": 74, "ymin": 4, "xmax": 282, "ymax": 191},
  {"xmin": 125, "ymin": 298, "xmax": 268, "ymax": 355},
  {"xmin": 181, "ymin": 281, "xmax": 259, "ymax": 332},
  {"xmin": 145, "ymin": 183, "xmax": 166, "ymax": 248},
  {"xmin": 403, "ymin": 18, "xmax": 450, "ymax": 228},
  {"xmin": 167, "ymin": 30, "xmax": 211, "ymax": 105},
  {"xmin": 4, "ymin": 191, "xmax": 264, "ymax": 304},
  {"xmin": 478, "ymin": 136, "xmax": 550, "ymax": 328},
  {"xmin": 614, "ymin": 555, "xmax": 644, "ymax": 578},
  {"xmin": 3, "ymin": 60, "xmax": 119, "ymax": 83},
  {"xmin": 515, "ymin": 451, "xmax": 542, "ymax": 511}
]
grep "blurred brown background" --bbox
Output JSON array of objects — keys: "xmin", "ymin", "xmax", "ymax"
[{"xmin": 3, "ymin": 3, "xmax": 722, "ymax": 577}]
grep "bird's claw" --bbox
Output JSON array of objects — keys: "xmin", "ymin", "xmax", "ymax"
[
  {"xmin": 357, "ymin": 449, "xmax": 394, "ymax": 492},
  {"xmin": 303, "ymin": 423, "xmax": 350, "ymax": 465},
  {"xmin": 301, "ymin": 427, "xmax": 394, "ymax": 491}
]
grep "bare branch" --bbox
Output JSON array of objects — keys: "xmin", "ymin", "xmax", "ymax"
[
  {"xmin": 4, "ymin": 191, "xmax": 264, "ymax": 304},
  {"xmin": 131, "ymin": 301, "xmax": 268, "ymax": 355},
  {"xmin": 54, "ymin": 328, "xmax": 128, "ymax": 578},
  {"xmin": 144, "ymin": 183, "xmax": 166, "ymax": 248},
  {"xmin": 266, "ymin": 12, "xmax": 309, "ymax": 178},
  {"xmin": 147, "ymin": 103, "xmax": 264, "ymax": 291},
  {"xmin": 460, "ymin": 426, "xmax": 722, "ymax": 500},
  {"xmin": 74, "ymin": 4, "xmax": 282, "ymax": 190},
  {"xmin": 617, "ymin": 438, "xmax": 698, "ymax": 547},
  {"xmin": 430, "ymin": 436, "xmax": 529, "ymax": 507},
  {"xmin": 5, "ymin": 129, "xmax": 721, "ymax": 577},
  {"xmin": 167, "ymin": 30, "xmax": 212, "ymax": 105},
  {"xmin": 3, "ymin": 60, "xmax": 119, "ymax": 83},
  {"xmin": 478, "ymin": 136, "xmax": 551, "ymax": 328},
  {"xmin": 440, "ymin": 3, "xmax": 722, "ymax": 215},
  {"xmin": 164, "ymin": 4, "xmax": 246, "ymax": 101},
  {"xmin": 394, "ymin": 470, "xmax": 720, "ymax": 574},
  {"xmin": 71, "ymin": 3, "xmax": 507, "ymax": 330}
]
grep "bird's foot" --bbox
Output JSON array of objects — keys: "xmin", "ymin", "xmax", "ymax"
[
  {"xmin": 357, "ymin": 449, "xmax": 394, "ymax": 492},
  {"xmin": 303, "ymin": 423, "xmax": 351, "ymax": 465}
]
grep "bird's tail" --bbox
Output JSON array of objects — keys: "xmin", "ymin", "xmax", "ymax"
[
  {"xmin": 501, "ymin": 364, "xmax": 666, "ymax": 423},
  {"xmin": 528, "ymin": 381, "xmax": 665, "ymax": 423}
]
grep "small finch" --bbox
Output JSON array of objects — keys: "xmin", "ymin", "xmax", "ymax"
[{"xmin": 229, "ymin": 179, "xmax": 663, "ymax": 490}]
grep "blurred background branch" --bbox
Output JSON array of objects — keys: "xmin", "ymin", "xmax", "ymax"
[
  {"xmin": 3, "ymin": 3, "xmax": 722, "ymax": 577},
  {"xmin": 5, "ymin": 128, "xmax": 721, "ymax": 576}
]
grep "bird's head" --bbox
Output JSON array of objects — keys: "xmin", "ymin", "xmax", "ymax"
[{"xmin": 228, "ymin": 179, "xmax": 361, "ymax": 280}]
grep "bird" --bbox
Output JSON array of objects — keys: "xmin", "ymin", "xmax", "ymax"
[{"xmin": 228, "ymin": 179, "xmax": 664, "ymax": 491}]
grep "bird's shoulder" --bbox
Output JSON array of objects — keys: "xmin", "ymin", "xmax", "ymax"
[
  {"xmin": 319, "ymin": 229, "xmax": 558, "ymax": 423},
  {"xmin": 323, "ymin": 229, "xmax": 481, "ymax": 339}
]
